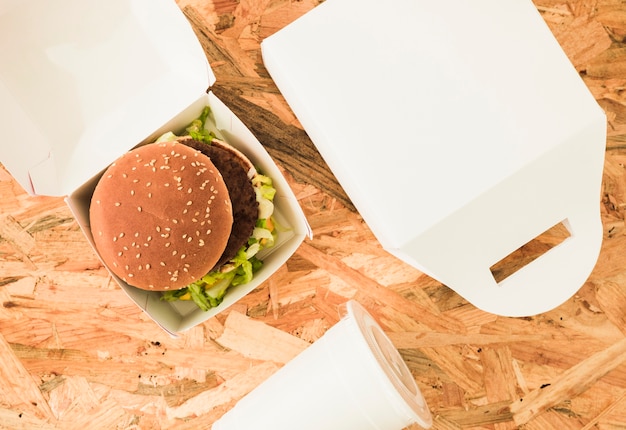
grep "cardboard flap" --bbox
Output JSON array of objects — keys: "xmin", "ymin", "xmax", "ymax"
[
  {"xmin": 0, "ymin": 0, "xmax": 214, "ymax": 196},
  {"xmin": 261, "ymin": 0, "xmax": 605, "ymax": 250}
]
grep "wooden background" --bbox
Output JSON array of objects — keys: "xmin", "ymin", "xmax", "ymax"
[{"xmin": 1, "ymin": 0, "xmax": 626, "ymax": 428}]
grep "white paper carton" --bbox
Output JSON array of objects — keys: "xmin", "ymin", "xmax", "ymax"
[
  {"xmin": 262, "ymin": 0, "xmax": 607, "ymax": 316},
  {"xmin": 0, "ymin": 0, "xmax": 310, "ymax": 333}
]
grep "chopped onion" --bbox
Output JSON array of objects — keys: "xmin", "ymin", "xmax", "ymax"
[
  {"xmin": 245, "ymin": 242, "xmax": 261, "ymax": 259},
  {"xmin": 257, "ymin": 195, "xmax": 274, "ymax": 220}
]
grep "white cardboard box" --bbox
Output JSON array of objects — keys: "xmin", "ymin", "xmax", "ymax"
[
  {"xmin": 262, "ymin": 0, "xmax": 607, "ymax": 316},
  {"xmin": 0, "ymin": 0, "xmax": 310, "ymax": 334}
]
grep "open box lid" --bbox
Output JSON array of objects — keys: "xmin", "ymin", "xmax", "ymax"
[
  {"xmin": 262, "ymin": 0, "xmax": 605, "ymax": 272},
  {"xmin": 0, "ymin": 0, "xmax": 214, "ymax": 197}
]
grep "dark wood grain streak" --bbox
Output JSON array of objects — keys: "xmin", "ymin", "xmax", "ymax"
[{"xmin": 182, "ymin": 5, "xmax": 355, "ymax": 211}]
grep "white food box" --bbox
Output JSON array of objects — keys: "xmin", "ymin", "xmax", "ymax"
[
  {"xmin": 262, "ymin": 0, "xmax": 607, "ymax": 316},
  {"xmin": 0, "ymin": 0, "xmax": 310, "ymax": 334}
]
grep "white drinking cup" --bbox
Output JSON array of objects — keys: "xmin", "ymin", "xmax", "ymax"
[{"xmin": 212, "ymin": 300, "xmax": 432, "ymax": 430}]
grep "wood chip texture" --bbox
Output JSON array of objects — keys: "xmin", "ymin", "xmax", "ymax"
[{"xmin": 1, "ymin": 1, "xmax": 626, "ymax": 429}]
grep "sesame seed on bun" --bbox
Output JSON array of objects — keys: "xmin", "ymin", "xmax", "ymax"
[
  {"xmin": 89, "ymin": 141, "xmax": 233, "ymax": 291},
  {"xmin": 177, "ymin": 137, "xmax": 259, "ymax": 270}
]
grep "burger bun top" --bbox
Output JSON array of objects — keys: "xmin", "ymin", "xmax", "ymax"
[{"xmin": 89, "ymin": 141, "xmax": 233, "ymax": 291}]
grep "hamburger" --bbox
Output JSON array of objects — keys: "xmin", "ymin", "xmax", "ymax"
[{"xmin": 89, "ymin": 107, "xmax": 277, "ymax": 311}]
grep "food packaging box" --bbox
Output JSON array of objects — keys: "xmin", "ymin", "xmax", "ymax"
[
  {"xmin": 0, "ymin": 0, "xmax": 310, "ymax": 334},
  {"xmin": 261, "ymin": 0, "xmax": 607, "ymax": 316}
]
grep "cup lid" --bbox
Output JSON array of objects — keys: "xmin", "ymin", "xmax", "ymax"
[
  {"xmin": 0, "ymin": 0, "xmax": 213, "ymax": 196},
  {"xmin": 343, "ymin": 300, "xmax": 433, "ymax": 428}
]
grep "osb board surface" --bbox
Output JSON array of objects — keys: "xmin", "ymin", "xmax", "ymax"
[{"xmin": 1, "ymin": 1, "xmax": 626, "ymax": 429}]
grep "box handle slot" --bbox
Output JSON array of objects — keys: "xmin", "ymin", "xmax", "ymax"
[{"xmin": 490, "ymin": 219, "xmax": 572, "ymax": 284}]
